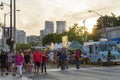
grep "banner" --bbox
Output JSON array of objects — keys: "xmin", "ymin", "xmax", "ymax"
[{"xmin": 62, "ymin": 36, "xmax": 68, "ymax": 48}]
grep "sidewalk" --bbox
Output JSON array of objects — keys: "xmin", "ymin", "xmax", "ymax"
[{"xmin": 0, "ymin": 73, "xmax": 31, "ymax": 80}]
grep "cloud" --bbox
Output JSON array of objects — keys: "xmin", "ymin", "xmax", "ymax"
[{"xmin": 2, "ymin": 0, "xmax": 120, "ymax": 36}]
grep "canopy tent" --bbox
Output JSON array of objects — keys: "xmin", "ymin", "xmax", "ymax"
[
  {"xmin": 54, "ymin": 43, "xmax": 63, "ymax": 50},
  {"xmin": 68, "ymin": 40, "xmax": 82, "ymax": 50}
]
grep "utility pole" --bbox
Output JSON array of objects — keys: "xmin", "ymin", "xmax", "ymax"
[
  {"xmin": 10, "ymin": 0, "xmax": 13, "ymax": 52},
  {"xmin": 14, "ymin": 0, "xmax": 16, "ymax": 50},
  {"xmin": 83, "ymin": 19, "xmax": 86, "ymax": 42}
]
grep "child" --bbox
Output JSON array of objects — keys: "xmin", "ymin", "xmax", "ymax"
[
  {"xmin": 41, "ymin": 53, "xmax": 47, "ymax": 74},
  {"xmin": 28, "ymin": 60, "xmax": 33, "ymax": 76}
]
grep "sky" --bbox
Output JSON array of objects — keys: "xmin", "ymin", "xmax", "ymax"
[{"xmin": 0, "ymin": 0, "xmax": 120, "ymax": 36}]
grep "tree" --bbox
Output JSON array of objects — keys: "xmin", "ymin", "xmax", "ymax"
[
  {"xmin": 97, "ymin": 13, "xmax": 120, "ymax": 29},
  {"xmin": 28, "ymin": 42, "xmax": 37, "ymax": 47},
  {"xmin": 42, "ymin": 33, "xmax": 54, "ymax": 45},
  {"xmin": 42, "ymin": 23, "xmax": 90, "ymax": 45},
  {"xmin": 16, "ymin": 43, "xmax": 31, "ymax": 51},
  {"xmin": 96, "ymin": 13, "xmax": 120, "ymax": 39}
]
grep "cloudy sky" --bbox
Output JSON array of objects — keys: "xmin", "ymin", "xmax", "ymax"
[{"xmin": 0, "ymin": 0, "xmax": 120, "ymax": 36}]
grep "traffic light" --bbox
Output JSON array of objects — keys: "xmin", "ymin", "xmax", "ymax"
[{"xmin": 6, "ymin": 38, "xmax": 14, "ymax": 51}]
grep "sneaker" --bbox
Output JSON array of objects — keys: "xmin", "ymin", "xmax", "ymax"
[
  {"xmin": 1, "ymin": 73, "xmax": 3, "ymax": 76},
  {"xmin": 20, "ymin": 75, "xmax": 22, "ymax": 78},
  {"xmin": 6, "ymin": 73, "xmax": 8, "ymax": 75},
  {"xmin": 12, "ymin": 74, "xmax": 16, "ymax": 76}
]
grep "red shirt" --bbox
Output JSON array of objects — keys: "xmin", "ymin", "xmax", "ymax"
[
  {"xmin": 33, "ymin": 51, "xmax": 42, "ymax": 62},
  {"xmin": 42, "ymin": 55, "xmax": 47, "ymax": 63},
  {"xmin": 75, "ymin": 51, "xmax": 81, "ymax": 60}
]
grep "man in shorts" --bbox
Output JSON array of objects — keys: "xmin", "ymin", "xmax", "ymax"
[{"xmin": 33, "ymin": 49, "xmax": 42, "ymax": 75}]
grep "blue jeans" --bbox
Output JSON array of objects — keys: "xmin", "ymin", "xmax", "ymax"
[
  {"xmin": 76, "ymin": 60, "xmax": 80, "ymax": 69},
  {"xmin": 41, "ymin": 62, "xmax": 46, "ymax": 73}
]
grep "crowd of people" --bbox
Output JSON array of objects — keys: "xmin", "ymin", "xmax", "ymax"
[{"xmin": 0, "ymin": 48, "xmax": 88, "ymax": 78}]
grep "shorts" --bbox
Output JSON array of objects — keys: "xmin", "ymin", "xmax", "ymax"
[
  {"xmin": 1, "ymin": 63, "xmax": 7, "ymax": 69},
  {"xmin": 34, "ymin": 62, "xmax": 41, "ymax": 67},
  {"xmin": 50, "ymin": 58, "xmax": 54, "ymax": 61},
  {"xmin": 25, "ymin": 61, "xmax": 29, "ymax": 64}
]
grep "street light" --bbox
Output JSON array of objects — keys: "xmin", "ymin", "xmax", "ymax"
[
  {"xmin": 0, "ymin": 2, "xmax": 10, "ymax": 10},
  {"xmin": 1, "ymin": 0, "xmax": 20, "ymax": 52},
  {"xmin": 88, "ymin": 10, "xmax": 105, "ymax": 38},
  {"xmin": 0, "ymin": 2, "xmax": 4, "ymax": 10},
  {"xmin": 3, "ymin": 10, "xmax": 20, "ymax": 50},
  {"xmin": 0, "ymin": 0, "xmax": 13, "ymax": 52}
]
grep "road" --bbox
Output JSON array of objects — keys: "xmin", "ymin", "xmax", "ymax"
[
  {"xmin": 1, "ymin": 66, "xmax": 120, "ymax": 80},
  {"xmin": 28, "ymin": 66, "xmax": 120, "ymax": 80}
]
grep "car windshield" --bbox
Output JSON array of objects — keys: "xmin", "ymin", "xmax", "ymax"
[{"xmin": 98, "ymin": 44, "xmax": 117, "ymax": 51}]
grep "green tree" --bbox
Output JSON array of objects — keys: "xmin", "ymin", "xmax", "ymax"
[
  {"xmin": 28, "ymin": 42, "xmax": 37, "ymax": 46},
  {"xmin": 42, "ymin": 23, "xmax": 89, "ymax": 45},
  {"xmin": 16, "ymin": 43, "xmax": 31, "ymax": 50},
  {"xmin": 42, "ymin": 33, "xmax": 54, "ymax": 45},
  {"xmin": 97, "ymin": 13, "xmax": 120, "ymax": 29}
]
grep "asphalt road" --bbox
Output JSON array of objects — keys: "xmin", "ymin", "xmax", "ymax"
[
  {"xmin": 28, "ymin": 66, "xmax": 120, "ymax": 80},
  {"xmin": 1, "ymin": 66, "xmax": 120, "ymax": 80}
]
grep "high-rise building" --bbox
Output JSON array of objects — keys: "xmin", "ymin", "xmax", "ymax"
[
  {"xmin": 40, "ymin": 30, "xmax": 45, "ymax": 37},
  {"xmin": 16, "ymin": 30, "xmax": 26, "ymax": 44},
  {"xmin": 27, "ymin": 35, "xmax": 39, "ymax": 43},
  {"xmin": 45, "ymin": 21, "xmax": 54, "ymax": 35},
  {"xmin": 1, "ymin": 27, "xmax": 26, "ymax": 50},
  {"xmin": 56, "ymin": 21, "xmax": 66, "ymax": 33}
]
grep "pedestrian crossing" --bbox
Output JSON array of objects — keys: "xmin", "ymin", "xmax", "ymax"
[
  {"xmin": 44, "ymin": 66, "xmax": 120, "ymax": 80},
  {"xmin": 1, "ymin": 66, "xmax": 120, "ymax": 80}
]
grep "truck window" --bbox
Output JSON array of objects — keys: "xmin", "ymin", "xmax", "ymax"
[{"xmin": 90, "ymin": 45, "xmax": 94, "ymax": 54}]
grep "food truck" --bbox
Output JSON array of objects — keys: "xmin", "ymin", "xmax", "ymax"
[{"xmin": 83, "ymin": 39, "xmax": 120, "ymax": 65}]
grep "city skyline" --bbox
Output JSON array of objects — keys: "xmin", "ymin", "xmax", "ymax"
[{"xmin": 0, "ymin": 0, "xmax": 120, "ymax": 36}]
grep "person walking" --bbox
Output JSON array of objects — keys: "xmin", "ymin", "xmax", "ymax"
[
  {"xmin": 107, "ymin": 50, "xmax": 112, "ymax": 66},
  {"xmin": 60, "ymin": 51, "xmax": 66, "ymax": 70},
  {"xmin": 0, "ymin": 51, "xmax": 8, "ymax": 75},
  {"xmin": 28, "ymin": 60, "xmax": 34, "ymax": 76},
  {"xmin": 41, "ymin": 53, "xmax": 47, "ymax": 74},
  {"xmin": 7, "ymin": 52, "xmax": 13, "ymax": 72},
  {"xmin": 48, "ymin": 51, "xmax": 54, "ymax": 66},
  {"xmin": 24, "ymin": 51, "xmax": 31, "ymax": 73},
  {"xmin": 12, "ymin": 51, "xmax": 17, "ymax": 76},
  {"xmin": 15, "ymin": 51, "xmax": 24, "ymax": 78},
  {"xmin": 33, "ymin": 49, "xmax": 42, "ymax": 75},
  {"xmin": 75, "ymin": 49, "xmax": 81, "ymax": 69}
]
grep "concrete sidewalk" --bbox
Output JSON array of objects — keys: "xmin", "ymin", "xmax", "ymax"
[{"xmin": 0, "ymin": 74, "xmax": 31, "ymax": 80}]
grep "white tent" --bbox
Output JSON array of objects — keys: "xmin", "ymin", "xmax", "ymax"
[
  {"xmin": 58, "ymin": 43, "xmax": 62, "ymax": 49},
  {"xmin": 54, "ymin": 43, "xmax": 63, "ymax": 50},
  {"xmin": 54, "ymin": 43, "xmax": 59, "ymax": 50}
]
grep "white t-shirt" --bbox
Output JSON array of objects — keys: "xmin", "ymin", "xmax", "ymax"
[{"xmin": 48, "ymin": 52, "xmax": 54, "ymax": 61}]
